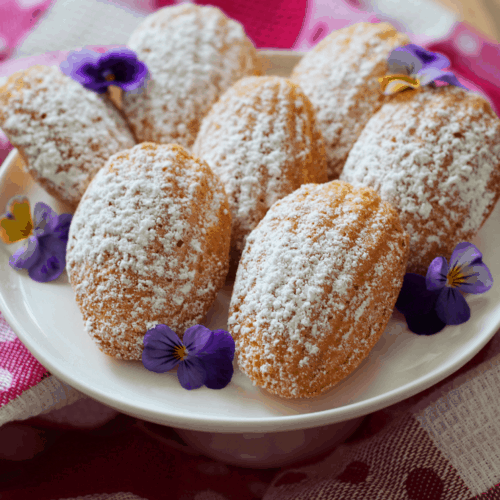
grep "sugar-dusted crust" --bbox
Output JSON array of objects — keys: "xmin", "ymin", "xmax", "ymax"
[
  {"xmin": 121, "ymin": 4, "xmax": 262, "ymax": 149},
  {"xmin": 192, "ymin": 76, "xmax": 328, "ymax": 268},
  {"xmin": 340, "ymin": 86, "xmax": 500, "ymax": 275},
  {"xmin": 291, "ymin": 22, "xmax": 410, "ymax": 181},
  {"xmin": 228, "ymin": 181, "xmax": 409, "ymax": 399},
  {"xmin": 0, "ymin": 65, "xmax": 135, "ymax": 210},
  {"xmin": 67, "ymin": 143, "xmax": 231, "ymax": 360}
]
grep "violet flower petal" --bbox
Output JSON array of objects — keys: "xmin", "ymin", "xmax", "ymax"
[
  {"xmin": 100, "ymin": 47, "xmax": 137, "ymax": 60},
  {"xmin": 142, "ymin": 352, "xmax": 179, "ymax": 373},
  {"xmin": 435, "ymin": 287, "xmax": 471, "ymax": 325},
  {"xmin": 196, "ymin": 330, "xmax": 235, "ymax": 389},
  {"xmin": 450, "ymin": 242, "xmax": 483, "ymax": 268},
  {"xmin": 388, "ymin": 45, "xmax": 450, "ymax": 75},
  {"xmin": 396, "ymin": 273, "xmax": 441, "ymax": 316},
  {"xmin": 60, "ymin": 49, "xmax": 100, "ymax": 81},
  {"xmin": 142, "ymin": 324, "xmax": 183, "ymax": 373},
  {"xmin": 61, "ymin": 47, "xmax": 148, "ymax": 94},
  {"xmin": 446, "ymin": 242, "xmax": 493, "ymax": 293},
  {"xmin": 417, "ymin": 66, "xmax": 445, "ymax": 86},
  {"xmin": 388, "ymin": 47, "xmax": 423, "ymax": 75},
  {"xmin": 33, "ymin": 202, "xmax": 58, "ymax": 235},
  {"xmin": 408, "ymin": 44, "xmax": 450, "ymax": 69},
  {"xmin": 28, "ymin": 235, "xmax": 67, "ymax": 282},
  {"xmin": 60, "ymin": 49, "xmax": 110, "ymax": 93},
  {"xmin": 72, "ymin": 59, "xmax": 110, "ymax": 94},
  {"xmin": 97, "ymin": 48, "xmax": 148, "ymax": 91},
  {"xmin": 9, "ymin": 235, "xmax": 40, "ymax": 270},
  {"xmin": 201, "ymin": 356, "xmax": 234, "ymax": 390},
  {"xmin": 29, "ymin": 255, "xmax": 64, "ymax": 282},
  {"xmin": 432, "ymin": 71, "xmax": 468, "ymax": 90},
  {"xmin": 405, "ymin": 309, "xmax": 447, "ymax": 335},
  {"xmin": 456, "ymin": 262, "xmax": 493, "ymax": 294},
  {"xmin": 426, "ymin": 256, "xmax": 448, "ymax": 291},
  {"xmin": 75, "ymin": 62, "xmax": 104, "ymax": 85},
  {"xmin": 97, "ymin": 47, "xmax": 139, "ymax": 70},
  {"xmin": 143, "ymin": 324, "xmax": 182, "ymax": 346},
  {"xmin": 199, "ymin": 329, "xmax": 236, "ymax": 359},
  {"xmin": 116, "ymin": 61, "xmax": 149, "ymax": 92},
  {"xmin": 183, "ymin": 325, "xmax": 213, "ymax": 355},
  {"xmin": 52, "ymin": 213, "xmax": 73, "ymax": 242},
  {"xmin": 177, "ymin": 356, "xmax": 207, "ymax": 390}
]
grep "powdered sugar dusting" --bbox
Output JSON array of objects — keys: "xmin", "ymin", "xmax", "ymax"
[
  {"xmin": 291, "ymin": 22, "xmax": 409, "ymax": 180},
  {"xmin": 0, "ymin": 65, "xmax": 135, "ymax": 207},
  {"xmin": 340, "ymin": 86, "xmax": 500, "ymax": 274},
  {"xmin": 192, "ymin": 76, "xmax": 327, "ymax": 257},
  {"xmin": 122, "ymin": 4, "xmax": 261, "ymax": 148},
  {"xmin": 67, "ymin": 143, "xmax": 230, "ymax": 360},
  {"xmin": 228, "ymin": 181, "xmax": 409, "ymax": 398}
]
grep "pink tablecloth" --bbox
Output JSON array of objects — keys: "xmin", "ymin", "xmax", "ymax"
[{"xmin": 2, "ymin": 1, "xmax": 500, "ymax": 500}]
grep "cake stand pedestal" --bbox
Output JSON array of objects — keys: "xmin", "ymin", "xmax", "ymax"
[{"xmin": 137, "ymin": 416, "xmax": 365, "ymax": 468}]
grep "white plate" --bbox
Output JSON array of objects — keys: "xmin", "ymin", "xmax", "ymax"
[{"xmin": 1, "ymin": 51, "xmax": 499, "ymax": 433}]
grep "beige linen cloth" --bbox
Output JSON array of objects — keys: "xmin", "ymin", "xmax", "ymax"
[
  {"xmin": 264, "ymin": 332, "xmax": 500, "ymax": 499},
  {"xmin": 2, "ymin": 331, "xmax": 500, "ymax": 500}
]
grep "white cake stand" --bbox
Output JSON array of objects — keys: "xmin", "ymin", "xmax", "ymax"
[{"xmin": 1, "ymin": 52, "xmax": 499, "ymax": 468}]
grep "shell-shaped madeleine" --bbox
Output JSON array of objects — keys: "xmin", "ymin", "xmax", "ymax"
[
  {"xmin": 228, "ymin": 181, "xmax": 409, "ymax": 399},
  {"xmin": 193, "ymin": 76, "xmax": 327, "ymax": 267},
  {"xmin": 121, "ymin": 4, "xmax": 261, "ymax": 149},
  {"xmin": 67, "ymin": 143, "xmax": 231, "ymax": 360},
  {"xmin": 340, "ymin": 86, "xmax": 500, "ymax": 275},
  {"xmin": 291, "ymin": 22, "xmax": 409, "ymax": 181},
  {"xmin": 0, "ymin": 65, "xmax": 135, "ymax": 209}
]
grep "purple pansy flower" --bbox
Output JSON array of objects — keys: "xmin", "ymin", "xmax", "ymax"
[
  {"xmin": 380, "ymin": 44, "xmax": 467, "ymax": 95},
  {"xmin": 396, "ymin": 242, "xmax": 493, "ymax": 335},
  {"xmin": 60, "ymin": 47, "xmax": 148, "ymax": 94},
  {"xmin": 9, "ymin": 202, "xmax": 72, "ymax": 283},
  {"xmin": 142, "ymin": 324, "xmax": 235, "ymax": 390},
  {"xmin": 426, "ymin": 242, "xmax": 493, "ymax": 324}
]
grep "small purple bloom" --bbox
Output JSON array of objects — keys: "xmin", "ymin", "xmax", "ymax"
[
  {"xmin": 382, "ymin": 44, "xmax": 467, "ymax": 95},
  {"xmin": 426, "ymin": 242, "xmax": 493, "ymax": 325},
  {"xmin": 388, "ymin": 45, "xmax": 451, "ymax": 75},
  {"xmin": 396, "ymin": 242, "xmax": 492, "ymax": 335},
  {"xmin": 9, "ymin": 202, "xmax": 72, "ymax": 283},
  {"xmin": 142, "ymin": 324, "xmax": 235, "ymax": 390},
  {"xmin": 61, "ymin": 47, "xmax": 148, "ymax": 94}
]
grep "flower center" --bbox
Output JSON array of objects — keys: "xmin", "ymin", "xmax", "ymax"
[
  {"xmin": 379, "ymin": 74, "xmax": 421, "ymax": 95},
  {"xmin": 104, "ymin": 71, "xmax": 115, "ymax": 82},
  {"xmin": 446, "ymin": 265, "xmax": 466, "ymax": 288},
  {"xmin": 20, "ymin": 220, "xmax": 33, "ymax": 238},
  {"xmin": 173, "ymin": 345, "xmax": 189, "ymax": 361}
]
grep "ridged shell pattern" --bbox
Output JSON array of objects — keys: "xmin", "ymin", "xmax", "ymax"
[
  {"xmin": 66, "ymin": 143, "xmax": 231, "ymax": 360},
  {"xmin": 122, "ymin": 4, "xmax": 261, "ymax": 148},
  {"xmin": 192, "ymin": 76, "xmax": 327, "ymax": 263},
  {"xmin": 291, "ymin": 22, "xmax": 409, "ymax": 181},
  {"xmin": 0, "ymin": 66, "xmax": 135, "ymax": 209},
  {"xmin": 340, "ymin": 86, "xmax": 500, "ymax": 275},
  {"xmin": 228, "ymin": 181, "xmax": 409, "ymax": 399}
]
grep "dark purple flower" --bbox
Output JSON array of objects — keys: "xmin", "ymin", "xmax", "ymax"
[
  {"xmin": 395, "ymin": 273, "xmax": 446, "ymax": 335},
  {"xmin": 396, "ymin": 242, "xmax": 492, "ymax": 334},
  {"xmin": 426, "ymin": 242, "xmax": 493, "ymax": 325},
  {"xmin": 60, "ymin": 47, "xmax": 148, "ymax": 94},
  {"xmin": 142, "ymin": 324, "xmax": 235, "ymax": 390},
  {"xmin": 9, "ymin": 202, "xmax": 72, "ymax": 283},
  {"xmin": 381, "ymin": 44, "xmax": 467, "ymax": 95}
]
